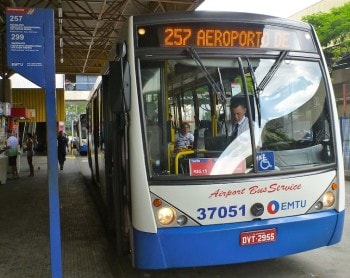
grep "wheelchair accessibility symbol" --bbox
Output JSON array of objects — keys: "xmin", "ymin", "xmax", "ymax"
[{"xmin": 257, "ymin": 151, "xmax": 275, "ymax": 171}]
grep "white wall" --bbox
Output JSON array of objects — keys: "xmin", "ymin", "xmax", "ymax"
[{"xmin": 8, "ymin": 74, "xmax": 64, "ymax": 89}]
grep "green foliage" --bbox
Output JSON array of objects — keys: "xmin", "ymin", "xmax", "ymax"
[
  {"xmin": 65, "ymin": 103, "xmax": 86, "ymax": 135},
  {"xmin": 302, "ymin": 3, "xmax": 350, "ymax": 69},
  {"xmin": 66, "ymin": 103, "xmax": 86, "ymax": 115},
  {"xmin": 233, "ymin": 75, "xmax": 254, "ymax": 93}
]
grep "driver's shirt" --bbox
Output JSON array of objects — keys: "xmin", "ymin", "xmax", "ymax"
[{"xmin": 221, "ymin": 116, "xmax": 249, "ymax": 137}]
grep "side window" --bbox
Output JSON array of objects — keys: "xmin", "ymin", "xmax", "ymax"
[{"xmin": 141, "ymin": 65, "xmax": 163, "ymax": 174}]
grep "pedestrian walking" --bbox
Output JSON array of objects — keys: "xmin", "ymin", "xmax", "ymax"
[
  {"xmin": 25, "ymin": 133, "xmax": 34, "ymax": 176},
  {"xmin": 5, "ymin": 129, "xmax": 19, "ymax": 179},
  {"xmin": 57, "ymin": 130, "xmax": 68, "ymax": 170}
]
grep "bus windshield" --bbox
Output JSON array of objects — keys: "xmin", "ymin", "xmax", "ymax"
[{"xmin": 140, "ymin": 56, "xmax": 333, "ymax": 177}]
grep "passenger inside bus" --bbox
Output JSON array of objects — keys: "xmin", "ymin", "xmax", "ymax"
[{"xmin": 175, "ymin": 122, "xmax": 194, "ymax": 151}]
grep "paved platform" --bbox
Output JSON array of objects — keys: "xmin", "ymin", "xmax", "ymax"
[{"xmin": 0, "ymin": 153, "xmax": 119, "ymax": 277}]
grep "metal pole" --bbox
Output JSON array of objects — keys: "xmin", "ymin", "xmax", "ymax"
[{"xmin": 44, "ymin": 9, "xmax": 62, "ymax": 278}]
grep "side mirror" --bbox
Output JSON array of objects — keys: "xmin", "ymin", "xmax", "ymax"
[
  {"xmin": 108, "ymin": 42, "xmax": 130, "ymax": 113},
  {"xmin": 116, "ymin": 42, "xmax": 126, "ymax": 59}
]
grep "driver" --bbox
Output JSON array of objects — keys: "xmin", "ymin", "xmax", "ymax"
[{"xmin": 221, "ymin": 99, "xmax": 249, "ymax": 140}]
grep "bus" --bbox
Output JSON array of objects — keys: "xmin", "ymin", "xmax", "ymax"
[
  {"xmin": 75, "ymin": 113, "xmax": 87, "ymax": 155},
  {"xmin": 86, "ymin": 11, "xmax": 345, "ymax": 270}
]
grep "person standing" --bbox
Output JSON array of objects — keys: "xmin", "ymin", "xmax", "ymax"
[
  {"xmin": 32, "ymin": 133, "xmax": 38, "ymax": 154},
  {"xmin": 57, "ymin": 130, "xmax": 68, "ymax": 170},
  {"xmin": 25, "ymin": 133, "xmax": 34, "ymax": 177},
  {"xmin": 6, "ymin": 130, "xmax": 19, "ymax": 179}
]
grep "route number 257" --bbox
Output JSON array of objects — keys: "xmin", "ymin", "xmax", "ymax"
[
  {"xmin": 164, "ymin": 28, "xmax": 192, "ymax": 46},
  {"xmin": 9, "ymin": 15, "xmax": 23, "ymax": 22}
]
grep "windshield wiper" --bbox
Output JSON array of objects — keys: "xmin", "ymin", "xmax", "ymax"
[
  {"xmin": 237, "ymin": 56, "xmax": 258, "ymax": 172},
  {"xmin": 187, "ymin": 47, "xmax": 226, "ymax": 105},
  {"xmin": 247, "ymin": 58, "xmax": 261, "ymax": 127},
  {"xmin": 257, "ymin": 50, "xmax": 289, "ymax": 92}
]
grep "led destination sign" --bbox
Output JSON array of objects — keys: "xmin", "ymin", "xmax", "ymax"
[
  {"xmin": 137, "ymin": 23, "xmax": 316, "ymax": 52},
  {"xmin": 163, "ymin": 27, "xmax": 265, "ymax": 48}
]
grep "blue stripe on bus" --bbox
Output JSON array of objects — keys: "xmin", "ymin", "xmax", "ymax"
[{"xmin": 133, "ymin": 210, "xmax": 344, "ymax": 269}]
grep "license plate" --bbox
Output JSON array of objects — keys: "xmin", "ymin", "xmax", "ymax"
[{"xmin": 240, "ymin": 228, "xmax": 276, "ymax": 246}]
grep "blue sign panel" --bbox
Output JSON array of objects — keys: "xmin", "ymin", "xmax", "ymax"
[
  {"xmin": 257, "ymin": 151, "xmax": 275, "ymax": 171},
  {"xmin": 6, "ymin": 7, "xmax": 46, "ymax": 87},
  {"xmin": 6, "ymin": 7, "xmax": 61, "ymax": 278}
]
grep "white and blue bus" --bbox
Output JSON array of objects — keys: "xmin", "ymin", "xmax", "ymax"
[
  {"xmin": 87, "ymin": 11, "xmax": 345, "ymax": 269},
  {"xmin": 75, "ymin": 113, "xmax": 87, "ymax": 155}
]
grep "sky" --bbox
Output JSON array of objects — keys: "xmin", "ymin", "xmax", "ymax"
[{"xmin": 197, "ymin": 0, "xmax": 321, "ymax": 18}]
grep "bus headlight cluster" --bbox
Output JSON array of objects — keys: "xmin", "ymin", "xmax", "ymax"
[
  {"xmin": 314, "ymin": 191, "xmax": 335, "ymax": 210},
  {"xmin": 153, "ymin": 198, "xmax": 189, "ymax": 226},
  {"xmin": 309, "ymin": 181, "xmax": 338, "ymax": 213}
]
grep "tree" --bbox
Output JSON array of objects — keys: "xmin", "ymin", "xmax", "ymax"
[
  {"xmin": 302, "ymin": 2, "xmax": 350, "ymax": 70},
  {"xmin": 65, "ymin": 102, "xmax": 86, "ymax": 136}
]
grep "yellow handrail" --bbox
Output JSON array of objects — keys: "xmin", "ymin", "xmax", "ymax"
[{"xmin": 174, "ymin": 149, "xmax": 194, "ymax": 174}]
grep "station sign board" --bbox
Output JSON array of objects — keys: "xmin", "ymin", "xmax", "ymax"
[
  {"xmin": 6, "ymin": 8, "xmax": 61, "ymax": 277},
  {"xmin": 6, "ymin": 7, "xmax": 47, "ymax": 87}
]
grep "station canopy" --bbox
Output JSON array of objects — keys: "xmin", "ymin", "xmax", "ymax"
[{"xmin": 0, "ymin": 0, "xmax": 203, "ymax": 77}]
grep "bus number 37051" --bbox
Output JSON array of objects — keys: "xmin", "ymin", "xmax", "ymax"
[{"xmin": 197, "ymin": 205, "xmax": 246, "ymax": 220}]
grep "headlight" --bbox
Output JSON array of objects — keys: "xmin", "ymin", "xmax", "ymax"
[
  {"xmin": 157, "ymin": 207, "xmax": 176, "ymax": 225},
  {"xmin": 176, "ymin": 215, "xmax": 188, "ymax": 226},
  {"xmin": 308, "ymin": 181, "xmax": 338, "ymax": 213},
  {"xmin": 322, "ymin": 191, "xmax": 335, "ymax": 207}
]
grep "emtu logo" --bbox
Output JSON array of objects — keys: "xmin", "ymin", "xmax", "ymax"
[
  {"xmin": 267, "ymin": 199, "xmax": 307, "ymax": 214},
  {"xmin": 267, "ymin": 200, "xmax": 280, "ymax": 214}
]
